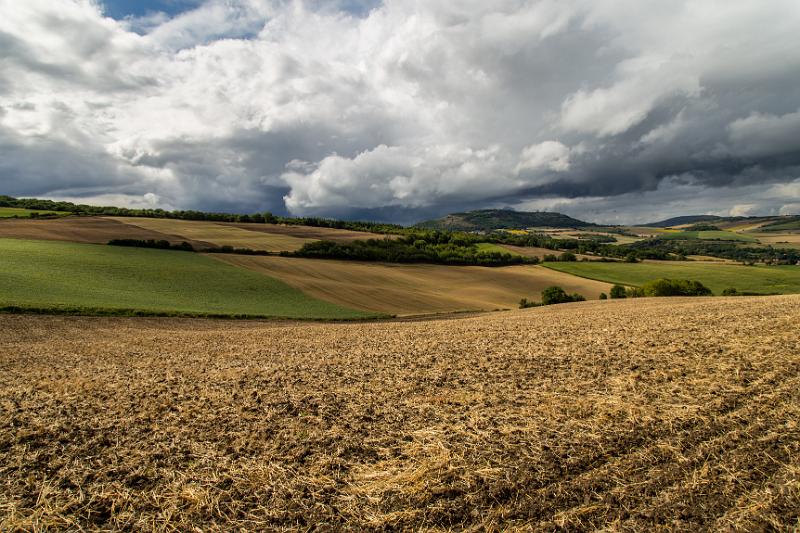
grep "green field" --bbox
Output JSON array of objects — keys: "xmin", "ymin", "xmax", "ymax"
[
  {"xmin": 544, "ymin": 261, "xmax": 800, "ymax": 295},
  {"xmin": 759, "ymin": 220, "xmax": 800, "ymax": 231},
  {"xmin": 0, "ymin": 239, "xmax": 373, "ymax": 319},
  {"xmin": 0, "ymin": 207, "xmax": 67, "ymax": 218},
  {"xmin": 476, "ymin": 242, "xmax": 522, "ymax": 255},
  {"xmin": 656, "ymin": 230, "xmax": 756, "ymax": 242}
]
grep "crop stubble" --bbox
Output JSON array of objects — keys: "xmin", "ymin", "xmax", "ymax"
[{"xmin": 1, "ymin": 296, "xmax": 799, "ymax": 531}]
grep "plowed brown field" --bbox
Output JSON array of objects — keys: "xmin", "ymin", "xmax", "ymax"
[
  {"xmin": 0, "ymin": 217, "xmax": 212, "ymax": 247},
  {"xmin": 213, "ymin": 254, "xmax": 613, "ymax": 315},
  {"xmin": 108, "ymin": 217, "xmax": 314, "ymax": 251},
  {"xmin": 2, "ymin": 296, "xmax": 799, "ymax": 530},
  {"xmin": 110, "ymin": 217, "xmax": 394, "ymax": 252}
]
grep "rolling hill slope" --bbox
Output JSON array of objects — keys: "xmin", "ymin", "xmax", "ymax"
[
  {"xmin": 213, "ymin": 254, "xmax": 612, "ymax": 315},
  {"xmin": 0, "ymin": 239, "xmax": 371, "ymax": 319}
]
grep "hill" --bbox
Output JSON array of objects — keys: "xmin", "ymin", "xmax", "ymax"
[
  {"xmin": 415, "ymin": 209, "xmax": 594, "ymax": 231},
  {"xmin": 0, "ymin": 238, "xmax": 371, "ymax": 319},
  {"xmin": 643, "ymin": 215, "xmax": 724, "ymax": 227},
  {"xmin": 213, "ymin": 255, "xmax": 611, "ymax": 315},
  {"xmin": 544, "ymin": 261, "xmax": 800, "ymax": 295},
  {"xmin": 644, "ymin": 214, "xmax": 800, "ymax": 230},
  {"xmin": 3, "ymin": 296, "xmax": 799, "ymax": 530}
]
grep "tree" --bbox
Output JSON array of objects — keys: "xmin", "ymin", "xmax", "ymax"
[
  {"xmin": 559, "ymin": 252, "xmax": 577, "ymax": 262},
  {"xmin": 541, "ymin": 286, "xmax": 569, "ymax": 305},
  {"xmin": 609, "ymin": 284, "xmax": 627, "ymax": 299},
  {"xmin": 626, "ymin": 287, "xmax": 645, "ymax": 298},
  {"xmin": 540, "ymin": 286, "xmax": 586, "ymax": 305},
  {"xmin": 642, "ymin": 278, "xmax": 712, "ymax": 297},
  {"xmin": 599, "ymin": 292, "xmax": 608, "ymax": 300}
]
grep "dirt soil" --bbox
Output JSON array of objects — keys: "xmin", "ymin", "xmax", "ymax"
[
  {"xmin": 0, "ymin": 217, "xmax": 212, "ymax": 248},
  {"xmin": 1, "ymin": 296, "xmax": 799, "ymax": 531}
]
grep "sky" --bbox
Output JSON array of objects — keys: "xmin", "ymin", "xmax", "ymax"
[
  {"xmin": 1, "ymin": 1, "xmax": 799, "ymax": 224},
  {"xmin": 100, "ymin": 1, "xmax": 202, "ymax": 21}
]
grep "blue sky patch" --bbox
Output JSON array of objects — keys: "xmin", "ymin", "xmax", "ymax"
[{"xmin": 102, "ymin": 0, "xmax": 202, "ymax": 20}]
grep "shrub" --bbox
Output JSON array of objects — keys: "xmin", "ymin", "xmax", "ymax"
[
  {"xmin": 520, "ymin": 286, "xmax": 586, "ymax": 308},
  {"xmin": 624, "ymin": 253, "xmax": 639, "ymax": 263},
  {"xmin": 609, "ymin": 284, "xmax": 627, "ymax": 299},
  {"xmin": 722, "ymin": 287, "xmax": 738, "ymax": 296},
  {"xmin": 687, "ymin": 223, "xmax": 721, "ymax": 231},
  {"xmin": 541, "ymin": 286, "xmax": 569, "ymax": 305},
  {"xmin": 518, "ymin": 298, "xmax": 542, "ymax": 309},
  {"xmin": 641, "ymin": 278, "xmax": 712, "ymax": 297},
  {"xmin": 108, "ymin": 239, "xmax": 194, "ymax": 252},
  {"xmin": 626, "ymin": 287, "xmax": 645, "ymax": 298},
  {"xmin": 541, "ymin": 286, "xmax": 585, "ymax": 305},
  {"xmin": 543, "ymin": 254, "xmax": 559, "ymax": 262},
  {"xmin": 599, "ymin": 293, "xmax": 608, "ymax": 300},
  {"xmin": 559, "ymin": 252, "xmax": 577, "ymax": 262}
]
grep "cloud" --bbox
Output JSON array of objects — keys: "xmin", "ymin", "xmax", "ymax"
[
  {"xmin": 728, "ymin": 108, "xmax": 800, "ymax": 158},
  {"xmin": 0, "ymin": 0, "xmax": 799, "ymax": 222},
  {"xmin": 283, "ymin": 143, "xmax": 524, "ymax": 213},
  {"xmin": 516, "ymin": 141, "xmax": 571, "ymax": 173},
  {"xmin": 513, "ymin": 176, "xmax": 800, "ymax": 225},
  {"xmin": 560, "ymin": 57, "xmax": 700, "ymax": 137}
]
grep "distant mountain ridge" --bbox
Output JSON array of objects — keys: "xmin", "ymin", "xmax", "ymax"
[
  {"xmin": 643, "ymin": 215, "xmax": 724, "ymax": 228},
  {"xmin": 644, "ymin": 214, "xmax": 800, "ymax": 229},
  {"xmin": 415, "ymin": 209, "xmax": 595, "ymax": 231}
]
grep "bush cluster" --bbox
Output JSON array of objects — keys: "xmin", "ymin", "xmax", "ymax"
[
  {"xmin": 108, "ymin": 239, "xmax": 194, "ymax": 251},
  {"xmin": 617, "ymin": 238, "xmax": 800, "ymax": 264},
  {"xmin": 642, "ymin": 278, "xmax": 712, "ymax": 297},
  {"xmin": 686, "ymin": 223, "xmax": 722, "ymax": 231},
  {"xmin": 519, "ymin": 286, "xmax": 586, "ymax": 308}
]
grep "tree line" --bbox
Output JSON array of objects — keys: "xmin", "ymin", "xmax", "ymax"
[
  {"xmin": 0, "ymin": 195, "xmax": 406, "ymax": 235},
  {"xmin": 291, "ymin": 234, "xmax": 537, "ymax": 266}
]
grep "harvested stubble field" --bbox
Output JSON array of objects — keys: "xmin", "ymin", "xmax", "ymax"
[
  {"xmin": 212, "ymin": 254, "xmax": 612, "ymax": 315},
  {"xmin": 2, "ymin": 296, "xmax": 799, "ymax": 531},
  {"xmin": 749, "ymin": 232, "xmax": 800, "ymax": 250},
  {"xmin": 108, "ymin": 217, "xmax": 314, "ymax": 252}
]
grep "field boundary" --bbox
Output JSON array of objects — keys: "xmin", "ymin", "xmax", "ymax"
[
  {"xmin": 0, "ymin": 304, "xmax": 391, "ymax": 321},
  {"xmin": 543, "ymin": 261, "xmax": 800, "ymax": 295},
  {"xmin": 540, "ymin": 262, "xmax": 636, "ymax": 286}
]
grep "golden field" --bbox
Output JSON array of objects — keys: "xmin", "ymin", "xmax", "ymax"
[
  {"xmin": 1, "ymin": 296, "xmax": 799, "ymax": 530},
  {"xmin": 109, "ymin": 217, "xmax": 315, "ymax": 252},
  {"xmin": 212, "ymin": 254, "xmax": 612, "ymax": 315}
]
